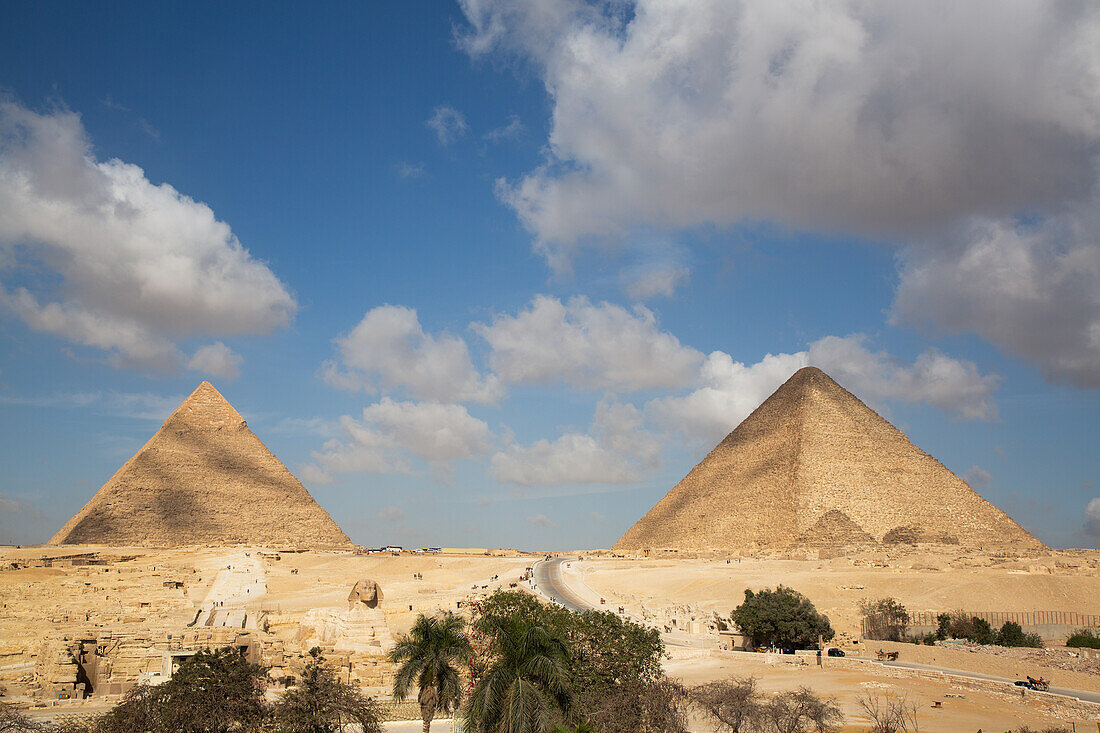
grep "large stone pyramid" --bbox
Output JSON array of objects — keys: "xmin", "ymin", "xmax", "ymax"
[
  {"xmin": 615, "ymin": 367, "xmax": 1042, "ymax": 551},
  {"xmin": 50, "ymin": 382, "xmax": 353, "ymax": 548}
]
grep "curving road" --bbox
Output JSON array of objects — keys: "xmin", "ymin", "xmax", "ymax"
[{"xmin": 532, "ymin": 557, "xmax": 591, "ymax": 612}]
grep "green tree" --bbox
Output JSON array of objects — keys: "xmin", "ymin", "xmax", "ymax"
[
  {"xmin": 859, "ymin": 598, "xmax": 910, "ymax": 642},
  {"xmin": 935, "ymin": 613, "xmax": 952, "ymax": 641},
  {"xmin": 995, "ymin": 621, "xmax": 1043, "ymax": 648},
  {"xmin": 390, "ymin": 612, "xmax": 474, "ymax": 733},
  {"xmin": 271, "ymin": 647, "xmax": 383, "ymax": 733},
  {"xmin": 463, "ymin": 615, "xmax": 572, "ymax": 733},
  {"xmin": 1066, "ymin": 629, "xmax": 1100, "ymax": 649},
  {"xmin": 731, "ymin": 587, "xmax": 834, "ymax": 650},
  {"xmin": 96, "ymin": 647, "xmax": 268, "ymax": 733},
  {"xmin": 475, "ymin": 591, "xmax": 664, "ymax": 694}
]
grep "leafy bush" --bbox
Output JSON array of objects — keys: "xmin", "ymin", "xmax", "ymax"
[
  {"xmin": 95, "ymin": 647, "xmax": 268, "ymax": 733},
  {"xmin": 1066, "ymin": 628, "xmax": 1100, "ymax": 649},
  {"xmin": 469, "ymin": 591, "xmax": 673, "ymax": 731},
  {"xmin": 731, "ymin": 586, "xmax": 834, "ymax": 650},
  {"xmin": 935, "ymin": 612, "xmax": 995, "ymax": 644},
  {"xmin": 996, "ymin": 621, "xmax": 1044, "ymax": 648},
  {"xmin": 859, "ymin": 598, "xmax": 910, "ymax": 641},
  {"xmin": 576, "ymin": 678, "xmax": 688, "ymax": 733},
  {"xmin": 473, "ymin": 591, "xmax": 664, "ymax": 695}
]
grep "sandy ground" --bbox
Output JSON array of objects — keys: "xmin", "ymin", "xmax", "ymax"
[
  {"xmin": 666, "ymin": 651, "xmax": 1095, "ymax": 732},
  {"xmin": 4, "ymin": 544, "xmax": 1098, "ymax": 730},
  {"xmin": 573, "ymin": 550, "xmax": 1100, "ymax": 640}
]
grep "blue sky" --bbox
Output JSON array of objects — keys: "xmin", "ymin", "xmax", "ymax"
[{"xmin": 1, "ymin": 1, "xmax": 1098, "ymax": 549}]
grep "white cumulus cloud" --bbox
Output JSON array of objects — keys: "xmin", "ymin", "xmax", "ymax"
[
  {"xmin": 525, "ymin": 513, "xmax": 557, "ymax": 529},
  {"xmin": 650, "ymin": 335, "xmax": 1000, "ymax": 444},
  {"xmin": 460, "ymin": 0, "xmax": 1100, "ymax": 249},
  {"xmin": 963, "ymin": 465, "xmax": 993, "ymax": 488},
  {"xmin": 187, "ymin": 342, "xmax": 243, "ymax": 380},
  {"xmin": 1084, "ymin": 498, "xmax": 1100, "ymax": 539},
  {"xmin": 623, "ymin": 261, "xmax": 690, "ymax": 300},
  {"xmin": 321, "ymin": 305, "xmax": 501, "ymax": 404},
  {"xmin": 0, "ymin": 99, "xmax": 297, "ymax": 371},
  {"xmin": 309, "ymin": 398, "xmax": 493, "ymax": 477},
  {"xmin": 491, "ymin": 400, "xmax": 659, "ymax": 486},
  {"xmin": 475, "ymin": 295, "xmax": 702, "ymax": 391},
  {"xmin": 893, "ymin": 205, "xmax": 1100, "ymax": 388},
  {"xmin": 457, "ymin": 1, "xmax": 1100, "ymax": 388},
  {"xmin": 427, "ymin": 105, "xmax": 468, "ymax": 146}
]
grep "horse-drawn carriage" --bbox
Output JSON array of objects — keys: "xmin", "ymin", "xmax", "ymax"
[
  {"xmin": 1015, "ymin": 676, "xmax": 1050, "ymax": 691},
  {"xmin": 876, "ymin": 649, "xmax": 900, "ymax": 661}
]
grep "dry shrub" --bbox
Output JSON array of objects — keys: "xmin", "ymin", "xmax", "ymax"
[
  {"xmin": 763, "ymin": 687, "xmax": 843, "ymax": 733},
  {"xmin": 858, "ymin": 693, "xmax": 919, "ymax": 733},
  {"xmin": 577, "ymin": 678, "xmax": 689, "ymax": 733},
  {"xmin": 690, "ymin": 677, "xmax": 763, "ymax": 732},
  {"xmin": 689, "ymin": 681, "xmax": 842, "ymax": 733}
]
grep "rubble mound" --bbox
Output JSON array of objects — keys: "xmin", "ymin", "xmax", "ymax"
[
  {"xmin": 615, "ymin": 367, "xmax": 1042, "ymax": 552},
  {"xmin": 882, "ymin": 524, "xmax": 959, "ymax": 545},
  {"xmin": 796, "ymin": 510, "xmax": 875, "ymax": 547},
  {"xmin": 50, "ymin": 382, "xmax": 353, "ymax": 548}
]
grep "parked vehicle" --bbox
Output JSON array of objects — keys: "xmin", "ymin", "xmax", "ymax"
[{"xmin": 826, "ymin": 647, "xmax": 845, "ymax": 657}]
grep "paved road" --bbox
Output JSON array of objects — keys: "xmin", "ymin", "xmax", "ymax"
[
  {"xmin": 532, "ymin": 557, "xmax": 590, "ymax": 611},
  {"xmin": 530, "ymin": 557, "xmax": 709, "ymax": 649},
  {"xmin": 879, "ymin": 658, "xmax": 1100, "ymax": 705}
]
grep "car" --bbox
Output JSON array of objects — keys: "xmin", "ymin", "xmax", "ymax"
[{"xmin": 827, "ymin": 647, "xmax": 845, "ymax": 657}]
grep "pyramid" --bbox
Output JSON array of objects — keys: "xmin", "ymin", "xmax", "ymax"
[
  {"xmin": 50, "ymin": 382, "xmax": 353, "ymax": 548},
  {"xmin": 615, "ymin": 367, "xmax": 1043, "ymax": 551}
]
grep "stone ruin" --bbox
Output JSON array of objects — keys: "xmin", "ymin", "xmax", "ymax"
[
  {"xmin": 294, "ymin": 581, "xmax": 393, "ymax": 669},
  {"xmin": 348, "ymin": 578, "xmax": 383, "ymax": 609}
]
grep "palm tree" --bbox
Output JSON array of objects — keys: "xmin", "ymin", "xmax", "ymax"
[
  {"xmin": 389, "ymin": 612, "xmax": 474, "ymax": 733},
  {"xmin": 463, "ymin": 615, "xmax": 572, "ymax": 733}
]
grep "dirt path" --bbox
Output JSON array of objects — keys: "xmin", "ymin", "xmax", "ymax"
[{"xmin": 194, "ymin": 551, "xmax": 266, "ymax": 625}]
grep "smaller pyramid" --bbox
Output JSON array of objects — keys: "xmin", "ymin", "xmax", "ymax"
[
  {"xmin": 51, "ymin": 382, "xmax": 352, "ymax": 548},
  {"xmin": 795, "ymin": 510, "xmax": 875, "ymax": 547}
]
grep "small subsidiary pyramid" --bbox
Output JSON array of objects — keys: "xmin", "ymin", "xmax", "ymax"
[
  {"xmin": 615, "ymin": 367, "xmax": 1043, "ymax": 552},
  {"xmin": 50, "ymin": 382, "xmax": 353, "ymax": 548}
]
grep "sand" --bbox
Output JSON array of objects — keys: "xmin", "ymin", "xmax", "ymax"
[{"xmin": 572, "ymin": 549, "xmax": 1100, "ymax": 640}]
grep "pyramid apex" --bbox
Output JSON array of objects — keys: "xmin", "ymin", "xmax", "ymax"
[
  {"xmin": 170, "ymin": 381, "xmax": 243, "ymax": 430},
  {"xmin": 790, "ymin": 365, "xmax": 831, "ymax": 382}
]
